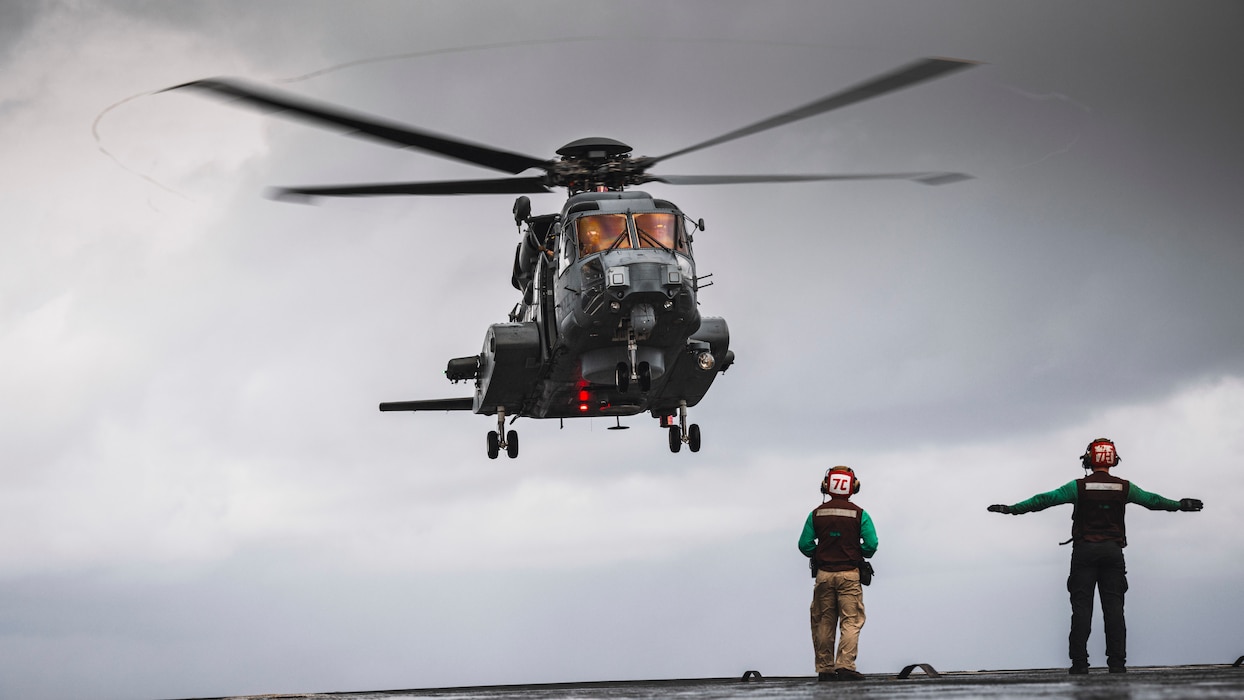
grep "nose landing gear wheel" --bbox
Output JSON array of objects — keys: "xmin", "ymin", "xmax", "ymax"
[
  {"xmin": 487, "ymin": 430, "xmax": 500, "ymax": 460},
  {"xmin": 616, "ymin": 362, "xmax": 630, "ymax": 393},
  {"xmin": 506, "ymin": 430, "xmax": 519, "ymax": 459},
  {"xmin": 637, "ymin": 361, "xmax": 652, "ymax": 392},
  {"xmin": 688, "ymin": 423, "xmax": 701, "ymax": 452},
  {"xmin": 668, "ymin": 425, "xmax": 682, "ymax": 453}
]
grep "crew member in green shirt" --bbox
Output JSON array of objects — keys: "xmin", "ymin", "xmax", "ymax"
[
  {"xmin": 799, "ymin": 466, "xmax": 878, "ymax": 681},
  {"xmin": 988, "ymin": 438, "xmax": 1203, "ymax": 675}
]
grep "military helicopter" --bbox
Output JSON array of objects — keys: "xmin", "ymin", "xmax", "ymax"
[{"xmin": 168, "ymin": 57, "xmax": 976, "ymax": 458}]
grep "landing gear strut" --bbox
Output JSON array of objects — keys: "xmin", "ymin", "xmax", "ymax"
[
  {"xmin": 487, "ymin": 407, "xmax": 519, "ymax": 459},
  {"xmin": 616, "ymin": 327, "xmax": 653, "ymax": 394},
  {"xmin": 666, "ymin": 400, "xmax": 701, "ymax": 453}
]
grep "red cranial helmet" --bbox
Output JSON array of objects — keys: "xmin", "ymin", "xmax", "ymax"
[
  {"xmin": 1081, "ymin": 438, "xmax": 1121, "ymax": 469},
  {"xmin": 821, "ymin": 466, "xmax": 861, "ymax": 497}
]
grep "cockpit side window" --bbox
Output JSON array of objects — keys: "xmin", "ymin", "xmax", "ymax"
[
  {"xmin": 576, "ymin": 214, "xmax": 630, "ymax": 256},
  {"xmin": 633, "ymin": 212, "xmax": 686, "ymax": 253},
  {"xmin": 559, "ymin": 224, "xmax": 574, "ymax": 276}
]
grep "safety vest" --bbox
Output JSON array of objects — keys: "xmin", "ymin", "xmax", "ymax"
[
  {"xmin": 1072, "ymin": 471, "xmax": 1131, "ymax": 546},
  {"xmin": 810, "ymin": 497, "xmax": 863, "ymax": 572}
]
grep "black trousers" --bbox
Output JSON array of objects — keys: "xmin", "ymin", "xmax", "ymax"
[{"xmin": 1067, "ymin": 541, "xmax": 1128, "ymax": 668}]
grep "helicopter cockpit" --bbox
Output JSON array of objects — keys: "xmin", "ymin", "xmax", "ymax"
[
  {"xmin": 574, "ymin": 211, "xmax": 688, "ymax": 258},
  {"xmin": 576, "ymin": 213, "xmax": 630, "ymax": 255},
  {"xmin": 633, "ymin": 212, "xmax": 687, "ymax": 253}
]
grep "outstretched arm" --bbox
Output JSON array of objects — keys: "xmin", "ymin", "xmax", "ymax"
[
  {"xmin": 988, "ymin": 480, "xmax": 1078, "ymax": 515},
  {"xmin": 1129, "ymin": 483, "xmax": 1203, "ymax": 511}
]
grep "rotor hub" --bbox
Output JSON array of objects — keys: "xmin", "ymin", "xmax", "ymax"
[
  {"xmin": 548, "ymin": 138, "xmax": 650, "ymax": 193},
  {"xmin": 556, "ymin": 137, "xmax": 632, "ymax": 159}
]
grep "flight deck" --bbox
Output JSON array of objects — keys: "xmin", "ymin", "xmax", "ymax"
[{"xmin": 181, "ymin": 662, "xmax": 1244, "ymax": 699}]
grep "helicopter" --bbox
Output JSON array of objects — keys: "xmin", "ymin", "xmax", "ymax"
[{"xmin": 168, "ymin": 56, "xmax": 976, "ymax": 459}]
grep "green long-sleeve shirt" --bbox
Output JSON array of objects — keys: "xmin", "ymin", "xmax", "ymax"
[
  {"xmin": 1009, "ymin": 479, "xmax": 1181, "ymax": 513},
  {"xmin": 798, "ymin": 508, "xmax": 878, "ymax": 559}
]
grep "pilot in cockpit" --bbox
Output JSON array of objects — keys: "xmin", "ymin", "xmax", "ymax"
[
  {"xmin": 577, "ymin": 214, "xmax": 629, "ymax": 256},
  {"xmin": 634, "ymin": 212, "xmax": 676, "ymax": 250}
]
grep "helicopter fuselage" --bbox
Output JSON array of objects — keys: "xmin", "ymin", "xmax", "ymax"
[{"xmin": 467, "ymin": 190, "xmax": 733, "ymax": 425}]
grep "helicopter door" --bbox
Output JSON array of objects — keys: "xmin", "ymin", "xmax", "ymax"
[{"xmin": 538, "ymin": 244, "xmax": 558, "ymax": 358}]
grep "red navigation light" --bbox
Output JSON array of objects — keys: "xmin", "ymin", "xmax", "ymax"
[{"xmin": 578, "ymin": 389, "xmax": 590, "ymax": 402}]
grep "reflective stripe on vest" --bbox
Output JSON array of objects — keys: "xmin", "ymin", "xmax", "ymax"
[{"xmin": 811, "ymin": 498, "xmax": 863, "ymax": 570}]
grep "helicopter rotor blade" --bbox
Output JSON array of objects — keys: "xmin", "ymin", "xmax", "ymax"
[
  {"xmin": 268, "ymin": 176, "xmax": 553, "ymax": 201},
  {"xmin": 648, "ymin": 172, "xmax": 973, "ymax": 186},
  {"xmin": 164, "ymin": 78, "xmax": 552, "ymax": 175},
  {"xmin": 646, "ymin": 57, "xmax": 978, "ymax": 166}
]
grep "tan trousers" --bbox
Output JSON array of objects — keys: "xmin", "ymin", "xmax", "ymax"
[{"xmin": 810, "ymin": 568, "xmax": 866, "ymax": 672}]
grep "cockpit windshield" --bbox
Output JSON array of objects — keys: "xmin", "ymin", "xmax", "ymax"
[
  {"xmin": 633, "ymin": 212, "xmax": 686, "ymax": 253},
  {"xmin": 576, "ymin": 214, "xmax": 630, "ymax": 255}
]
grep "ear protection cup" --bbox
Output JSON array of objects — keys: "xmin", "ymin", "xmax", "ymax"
[
  {"xmin": 1081, "ymin": 438, "xmax": 1121, "ymax": 468},
  {"xmin": 822, "ymin": 466, "xmax": 861, "ymax": 496}
]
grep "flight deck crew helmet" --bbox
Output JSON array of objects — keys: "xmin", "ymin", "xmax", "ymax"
[
  {"xmin": 821, "ymin": 466, "xmax": 861, "ymax": 497},
  {"xmin": 1081, "ymin": 438, "xmax": 1121, "ymax": 469}
]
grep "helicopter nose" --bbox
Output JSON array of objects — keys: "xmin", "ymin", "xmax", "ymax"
[
  {"xmin": 606, "ymin": 262, "xmax": 681, "ymax": 302},
  {"xmin": 631, "ymin": 304, "xmax": 656, "ymax": 336}
]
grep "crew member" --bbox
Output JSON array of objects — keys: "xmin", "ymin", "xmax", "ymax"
[
  {"xmin": 798, "ymin": 466, "xmax": 878, "ymax": 682},
  {"xmin": 988, "ymin": 438, "xmax": 1203, "ymax": 674}
]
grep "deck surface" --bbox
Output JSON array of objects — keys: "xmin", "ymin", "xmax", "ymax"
[{"xmin": 186, "ymin": 664, "xmax": 1244, "ymax": 700}]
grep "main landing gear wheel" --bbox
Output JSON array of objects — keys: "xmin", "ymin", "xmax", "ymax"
[
  {"xmin": 486, "ymin": 408, "xmax": 519, "ymax": 459},
  {"xmin": 666, "ymin": 400, "xmax": 701, "ymax": 454}
]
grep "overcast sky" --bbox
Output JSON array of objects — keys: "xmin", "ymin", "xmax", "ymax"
[{"xmin": 2, "ymin": 1, "xmax": 1243, "ymax": 698}]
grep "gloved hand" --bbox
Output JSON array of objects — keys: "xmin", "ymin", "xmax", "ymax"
[
  {"xmin": 1179, "ymin": 498, "xmax": 1203, "ymax": 512},
  {"xmin": 987, "ymin": 504, "xmax": 1015, "ymax": 514}
]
